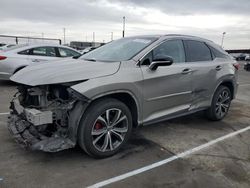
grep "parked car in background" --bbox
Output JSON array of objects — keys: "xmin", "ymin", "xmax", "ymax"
[
  {"xmin": 235, "ymin": 53, "xmax": 247, "ymax": 61},
  {"xmin": 245, "ymin": 54, "xmax": 250, "ymax": 61},
  {"xmin": 244, "ymin": 61, "xmax": 250, "ymax": 71},
  {"xmin": 0, "ymin": 44, "xmax": 81, "ymax": 80},
  {"xmin": 8, "ymin": 35, "xmax": 239, "ymax": 158},
  {"xmin": 0, "ymin": 43, "xmax": 16, "ymax": 51}
]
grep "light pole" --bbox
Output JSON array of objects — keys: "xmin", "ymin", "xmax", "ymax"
[
  {"xmin": 122, "ymin": 16, "xmax": 125, "ymax": 38},
  {"xmin": 221, "ymin": 32, "xmax": 226, "ymax": 48},
  {"xmin": 93, "ymin": 32, "xmax": 95, "ymax": 42},
  {"xmin": 63, "ymin": 28, "xmax": 66, "ymax": 45}
]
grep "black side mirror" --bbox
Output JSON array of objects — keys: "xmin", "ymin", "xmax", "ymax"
[
  {"xmin": 72, "ymin": 55, "xmax": 81, "ymax": 59},
  {"xmin": 149, "ymin": 56, "xmax": 174, "ymax": 70}
]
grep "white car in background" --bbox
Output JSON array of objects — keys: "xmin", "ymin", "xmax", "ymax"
[
  {"xmin": 0, "ymin": 44, "xmax": 81, "ymax": 80},
  {"xmin": 0, "ymin": 43, "xmax": 16, "ymax": 51}
]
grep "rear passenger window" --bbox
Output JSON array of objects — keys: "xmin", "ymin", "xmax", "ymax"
[
  {"xmin": 31, "ymin": 47, "xmax": 56, "ymax": 57},
  {"xmin": 18, "ymin": 49, "xmax": 30, "ymax": 55},
  {"xmin": 185, "ymin": 40, "xmax": 212, "ymax": 62}
]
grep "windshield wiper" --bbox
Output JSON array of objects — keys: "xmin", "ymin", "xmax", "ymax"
[{"xmin": 83, "ymin": 58, "xmax": 96, "ymax": 62}]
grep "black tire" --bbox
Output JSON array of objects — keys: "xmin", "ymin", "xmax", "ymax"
[
  {"xmin": 206, "ymin": 86, "xmax": 232, "ymax": 121},
  {"xmin": 78, "ymin": 98, "xmax": 132, "ymax": 158}
]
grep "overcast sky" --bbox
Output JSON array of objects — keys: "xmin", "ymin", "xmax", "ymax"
[{"xmin": 1, "ymin": 0, "xmax": 250, "ymax": 49}]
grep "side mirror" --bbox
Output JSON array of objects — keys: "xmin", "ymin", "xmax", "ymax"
[
  {"xmin": 72, "ymin": 55, "xmax": 81, "ymax": 59},
  {"xmin": 149, "ymin": 56, "xmax": 174, "ymax": 70}
]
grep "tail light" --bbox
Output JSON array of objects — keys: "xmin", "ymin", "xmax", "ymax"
[
  {"xmin": 0, "ymin": 56, "xmax": 7, "ymax": 60},
  {"xmin": 233, "ymin": 63, "xmax": 240, "ymax": 70}
]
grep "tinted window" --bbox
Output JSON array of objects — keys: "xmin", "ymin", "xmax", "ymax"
[
  {"xmin": 18, "ymin": 49, "xmax": 30, "ymax": 55},
  {"xmin": 209, "ymin": 45, "xmax": 229, "ymax": 59},
  {"xmin": 185, "ymin": 40, "xmax": 212, "ymax": 62},
  {"xmin": 31, "ymin": 47, "xmax": 56, "ymax": 57},
  {"xmin": 58, "ymin": 48, "xmax": 80, "ymax": 57},
  {"xmin": 153, "ymin": 40, "xmax": 185, "ymax": 63}
]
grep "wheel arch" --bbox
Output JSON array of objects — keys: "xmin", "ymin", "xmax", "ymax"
[
  {"xmin": 13, "ymin": 66, "xmax": 27, "ymax": 74},
  {"xmin": 68, "ymin": 90, "xmax": 141, "ymax": 144},
  {"xmin": 91, "ymin": 91, "xmax": 140, "ymax": 128},
  {"xmin": 220, "ymin": 81, "xmax": 234, "ymax": 99},
  {"xmin": 212, "ymin": 79, "xmax": 235, "ymax": 102}
]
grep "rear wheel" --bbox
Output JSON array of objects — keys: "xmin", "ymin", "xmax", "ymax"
[
  {"xmin": 206, "ymin": 86, "xmax": 232, "ymax": 121},
  {"xmin": 78, "ymin": 98, "xmax": 132, "ymax": 158}
]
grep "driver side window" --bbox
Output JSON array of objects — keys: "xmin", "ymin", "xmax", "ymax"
[
  {"xmin": 153, "ymin": 40, "xmax": 185, "ymax": 63},
  {"xmin": 141, "ymin": 40, "xmax": 185, "ymax": 66}
]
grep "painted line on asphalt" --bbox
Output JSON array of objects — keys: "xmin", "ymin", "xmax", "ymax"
[
  {"xmin": 239, "ymin": 83, "xmax": 250, "ymax": 87},
  {"xmin": 0, "ymin": 112, "xmax": 9, "ymax": 116},
  {"xmin": 87, "ymin": 125, "xmax": 250, "ymax": 188}
]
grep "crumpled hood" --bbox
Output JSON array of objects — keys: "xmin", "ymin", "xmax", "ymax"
[{"xmin": 10, "ymin": 59, "xmax": 120, "ymax": 86}]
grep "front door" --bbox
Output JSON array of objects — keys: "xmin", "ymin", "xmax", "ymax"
[{"xmin": 140, "ymin": 40, "xmax": 192, "ymax": 123}]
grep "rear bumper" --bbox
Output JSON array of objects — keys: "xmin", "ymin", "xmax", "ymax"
[{"xmin": 0, "ymin": 72, "xmax": 11, "ymax": 80}]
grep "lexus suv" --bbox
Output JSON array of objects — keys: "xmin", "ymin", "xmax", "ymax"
[{"xmin": 8, "ymin": 35, "xmax": 239, "ymax": 158}]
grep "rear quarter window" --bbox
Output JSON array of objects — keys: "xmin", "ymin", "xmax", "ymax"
[
  {"xmin": 18, "ymin": 49, "xmax": 30, "ymax": 55},
  {"xmin": 184, "ymin": 40, "xmax": 212, "ymax": 62},
  {"xmin": 208, "ymin": 45, "xmax": 230, "ymax": 59}
]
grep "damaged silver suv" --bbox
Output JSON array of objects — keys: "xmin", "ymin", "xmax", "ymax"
[{"xmin": 8, "ymin": 35, "xmax": 239, "ymax": 158}]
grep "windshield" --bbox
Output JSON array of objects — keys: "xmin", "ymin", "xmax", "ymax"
[{"xmin": 80, "ymin": 37, "xmax": 157, "ymax": 62}]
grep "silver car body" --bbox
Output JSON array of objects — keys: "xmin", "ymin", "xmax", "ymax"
[
  {"xmin": 8, "ymin": 35, "xmax": 238, "ymax": 152},
  {"xmin": 0, "ymin": 44, "xmax": 80, "ymax": 80}
]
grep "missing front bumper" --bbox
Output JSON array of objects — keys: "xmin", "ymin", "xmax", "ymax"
[{"xmin": 8, "ymin": 103, "xmax": 75, "ymax": 152}]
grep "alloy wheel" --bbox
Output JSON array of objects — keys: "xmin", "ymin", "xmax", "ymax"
[
  {"xmin": 215, "ymin": 89, "xmax": 231, "ymax": 118},
  {"xmin": 91, "ymin": 108, "xmax": 128, "ymax": 152}
]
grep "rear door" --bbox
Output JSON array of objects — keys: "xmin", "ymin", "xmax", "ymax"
[
  {"xmin": 183, "ymin": 40, "xmax": 218, "ymax": 109},
  {"xmin": 140, "ymin": 39, "xmax": 193, "ymax": 123}
]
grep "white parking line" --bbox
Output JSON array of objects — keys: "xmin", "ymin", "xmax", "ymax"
[
  {"xmin": 87, "ymin": 125, "xmax": 250, "ymax": 188},
  {"xmin": 0, "ymin": 112, "xmax": 9, "ymax": 116},
  {"xmin": 239, "ymin": 83, "xmax": 250, "ymax": 87}
]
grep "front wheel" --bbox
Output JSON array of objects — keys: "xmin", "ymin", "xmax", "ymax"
[
  {"xmin": 78, "ymin": 98, "xmax": 132, "ymax": 158},
  {"xmin": 206, "ymin": 86, "xmax": 232, "ymax": 121}
]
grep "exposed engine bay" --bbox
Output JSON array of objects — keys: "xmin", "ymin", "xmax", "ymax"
[{"xmin": 8, "ymin": 84, "xmax": 85, "ymax": 152}]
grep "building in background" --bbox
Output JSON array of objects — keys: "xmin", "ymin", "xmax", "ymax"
[{"xmin": 70, "ymin": 41, "xmax": 105, "ymax": 50}]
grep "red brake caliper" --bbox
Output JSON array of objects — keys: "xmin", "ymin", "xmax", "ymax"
[{"xmin": 94, "ymin": 122, "xmax": 103, "ymax": 130}]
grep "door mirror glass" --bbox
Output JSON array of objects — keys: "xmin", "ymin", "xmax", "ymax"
[{"xmin": 149, "ymin": 55, "xmax": 173, "ymax": 70}]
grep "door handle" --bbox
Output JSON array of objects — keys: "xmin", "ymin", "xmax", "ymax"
[
  {"xmin": 32, "ymin": 59, "xmax": 40, "ymax": 62},
  {"xmin": 215, "ymin": 65, "xmax": 222, "ymax": 71},
  {"xmin": 182, "ymin": 68, "xmax": 192, "ymax": 74}
]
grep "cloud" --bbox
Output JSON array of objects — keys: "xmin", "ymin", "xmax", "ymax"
[
  {"xmin": 108, "ymin": 0, "xmax": 250, "ymax": 16},
  {"xmin": 0, "ymin": 0, "xmax": 250, "ymax": 48},
  {"xmin": 0, "ymin": 0, "xmax": 145, "ymax": 24}
]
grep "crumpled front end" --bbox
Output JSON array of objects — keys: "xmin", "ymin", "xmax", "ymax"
[{"xmin": 7, "ymin": 85, "xmax": 79, "ymax": 152}]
